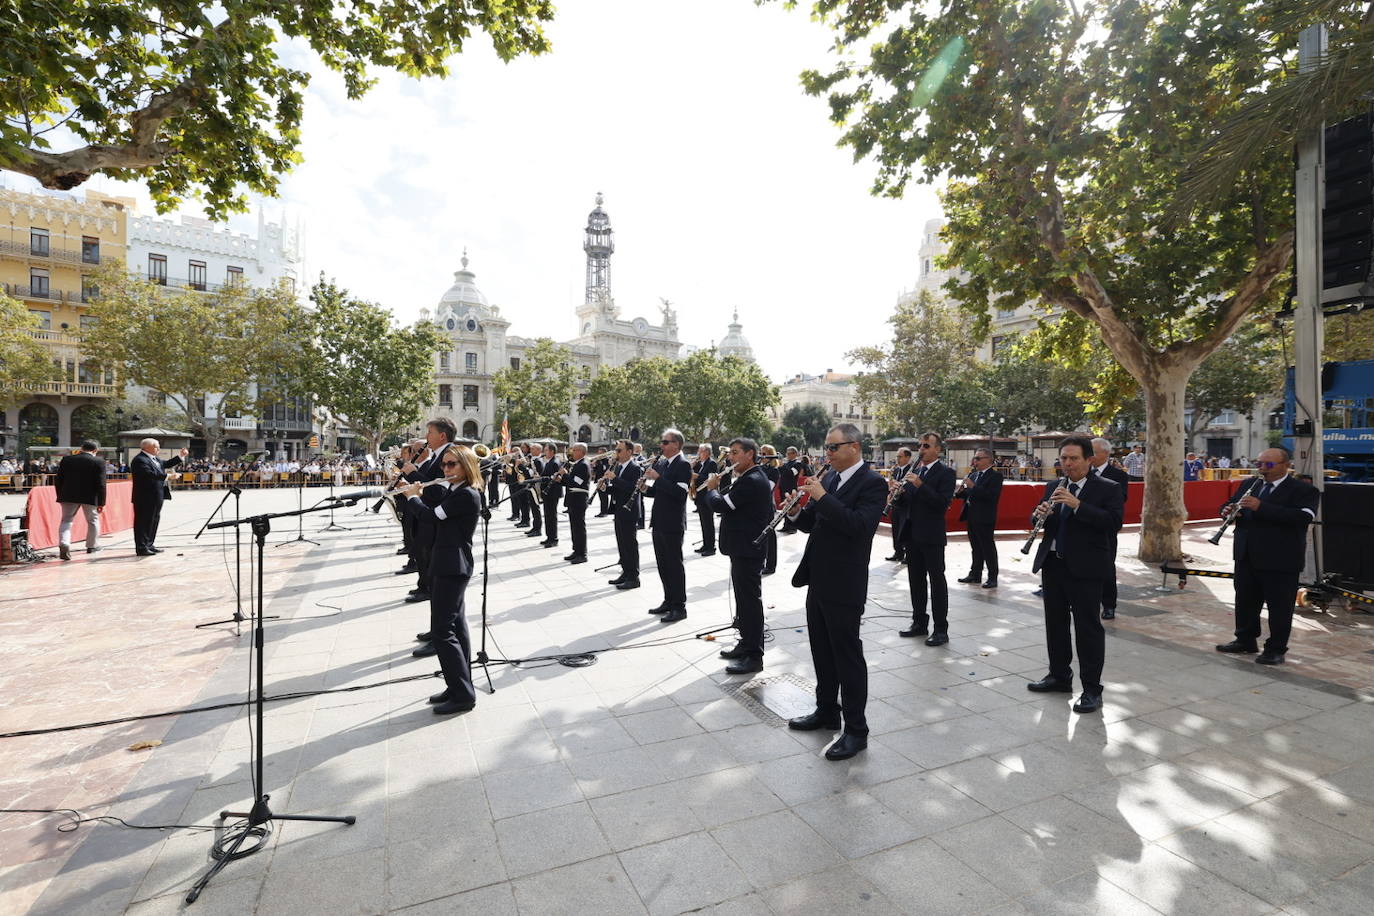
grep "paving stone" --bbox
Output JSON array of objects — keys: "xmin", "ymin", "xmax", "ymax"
[
  {"xmin": 850, "ymin": 837, "xmax": 1012, "ymax": 915},
  {"xmin": 482, "ymin": 760, "xmax": 583, "ymax": 819},
  {"xmin": 1094, "ymin": 842, "xmax": 1271, "ymax": 916},
  {"xmin": 617, "ymin": 832, "xmax": 753, "ymax": 916},
  {"xmin": 259, "ymin": 847, "xmax": 385, "ymax": 916},
  {"xmin": 711, "ymin": 809, "xmax": 844, "ymax": 888},
  {"xmin": 388, "ymin": 882, "xmax": 516, "ymax": 915},
  {"xmin": 493, "ymin": 801, "xmax": 611, "ymax": 878},
  {"xmin": 794, "ymin": 788, "xmax": 922, "ymax": 858},
  {"xmin": 510, "ymin": 854, "xmax": 646, "ymax": 916},
  {"xmin": 760, "ymin": 864, "xmax": 904, "ymax": 915}
]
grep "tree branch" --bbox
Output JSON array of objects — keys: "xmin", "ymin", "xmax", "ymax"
[{"xmin": 1181, "ymin": 228, "xmax": 1295, "ymax": 360}]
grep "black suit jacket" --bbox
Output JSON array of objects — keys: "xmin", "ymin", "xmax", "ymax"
[
  {"xmin": 644, "ymin": 454, "xmax": 692, "ymax": 524},
  {"xmin": 540, "ymin": 457, "xmax": 564, "ymax": 502},
  {"xmin": 407, "ymin": 485, "xmax": 480, "ymax": 577},
  {"xmin": 706, "ymin": 465, "xmax": 772, "ymax": 560},
  {"xmin": 1031, "ymin": 474, "xmax": 1125, "ymax": 578},
  {"xmin": 562, "ymin": 458, "xmax": 591, "ymax": 506},
  {"xmin": 607, "ymin": 460, "xmax": 642, "ymax": 511},
  {"xmin": 792, "ymin": 463, "xmax": 888, "ymax": 607},
  {"xmin": 1096, "ymin": 463, "xmax": 1130, "ymax": 488},
  {"xmin": 131, "ymin": 451, "xmax": 183, "ymax": 503},
  {"xmin": 56, "ymin": 452, "xmax": 107, "ymax": 507},
  {"xmin": 692, "ymin": 458, "xmax": 718, "ymax": 490},
  {"xmin": 895, "ymin": 462, "xmax": 956, "ymax": 546},
  {"xmin": 956, "ymin": 467, "xmax": 1003, "ymax": 526},
  {"xmin": 1230, "ymin": 475, "xmax": 1320, "ymax": 574},
  {"xmin": 779, "ymin": 459, "xmax": 801, "ymax": 494}
]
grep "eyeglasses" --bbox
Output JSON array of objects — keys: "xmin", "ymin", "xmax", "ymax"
[
  {"xmin": 1257, "ymin": 461, "xmax": 1283, "ymax": 468},
  {"xmin": 441, "ymin": 460, "xmax": 461, "ymax": 468},
  {"xmin": 919, "ymin": 443, "xmax": 938, "ymax": 450},
  {"xmin": 660, "ymin": 439, "xmax": 674, "ymax": 445},
  {"xmin": 973, "ymin": 455, "xmax": 991, "ymax": 461},
  {"xmin": 824, "ymin": 440, "xmax": 857, "ymax": 453}
]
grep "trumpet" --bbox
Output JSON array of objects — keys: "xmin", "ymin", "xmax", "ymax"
[
  {"xmin": 1208, "ymin": 476, "xmax": 1261, "ymax": 545},
  {"xmin": 1021, "ymin": 477, "xmax": 1068, "ymax": 555}
]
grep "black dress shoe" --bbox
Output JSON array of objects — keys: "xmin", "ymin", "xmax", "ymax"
[
  {"xmin": 762, "ymin": 568, "xmax": 776, "ymax": 577},
  {"xmin": 1032, "ymin": 587, "xmax": 1043, "ymax": 597},
  {"xmin": 514, "ymin": 520, "xmax": 528, "ymax": 527},
  {"xmin": 428, "ymin": 689, "xmax": 450, "ymax": 704},
  {"xmin": 412, "ymin": 643, "xmax": 438, "ymax": 658},
  {"xmin": 899, "ymin": 625, "xmax": 928, "ymax": 638},
  {"xmin": 825, "ymin": 732, "xmax": 868, "ymax": 761},
  {"xmin": 615, "ymin": 579, "xmax": 640, "ymax": 591},
  {"xmin": 1101, "ymin": 607, "xmax": 1116, "ymax": 620},
  {"xmin": 395, "ymin": 564, "xmax": 416, "ymax": 575},
  {"xmin": 404, "ymin": 592, "xmax": 430, "ymax": 604},
  {"xmin": 434, "ymin": 697, "xmax": 476, "ymax": 715},
  {"xmin": 541, "ymin": 540, "xmax": 558, "ymax": 548},
  {"xmin": 136, "ymin": 549, "xmax": 155, "ymax": 556},
  {"xmin": 1072, "ymin": 691, "xmax": 1103, "ymax": 714},
  {"xmin": 719, "ymin": 646, "xmax": 748, "ymax": 660},
  {"xmin": 788, "ymin": 711, "xmax": 842, "ymax": 731},
  {"xmin": 886, "ymin": 554, "xmax": 905, "ymax": 563},
  {"xmin": 396, "ymin": 546, "xmax": 409, "ymax": 555},
  {"xmin": 1215, "ymin": 640, "xmax": 1259, "ymax": 654},
  {"xmin": 694, "ymin": 546, "xmax": 708, "ymax": 554},
  {"xmin": 698, "ymin": 549, "xmax": 716, "ymax": 557},
  {"xmin": 956, "ymin": 574, "xmax": 980, "ymax": 584},
  {"xmin": 1027, "ymin": 676, "xmax": 1074, "ymax": 693},
  {"xmin": 150, "ymin": 547, "xmax": 165, "ymax": 553},
  {"xmin": 660, "ymin": 609, "xmax": 687, "ymax": 623},
  {"xmin": 1256, "ymin": 651, "xmax": 1286, "ymax": 665},
  {"xmin": 725, "ymin": 657, "xmax": 763, "ymax": 675},
  {"xmin": 568, "ymin": 555, "xmax": 587, "ymax": 564},
  {"xmin": 924, "ymin": 631, "xmax": 949, "ymax": 647},
  {"xmin": 648, "ymin": 604, "xmax": 669, "ymax": 615},
  {"xmin": 981, "ymin": 580, "xmax": 998, "ymax": 589},
  {"xmin": 416, "ymin": 631, "xmax": 432, "ymax": 642},
  {"xmin": 608, "ymin": 576, "xmax": 626, "ymax": 585},
  {"xmin": 525, "ymin": 530, "xmax": 543, "ymax": 538}
]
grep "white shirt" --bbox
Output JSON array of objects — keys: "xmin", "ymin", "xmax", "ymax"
[{"xmin": 831, "ymin": 461, "xmax": 863, "ymax": 492}]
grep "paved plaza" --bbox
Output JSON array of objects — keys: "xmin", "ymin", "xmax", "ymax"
[{"xmin": 1, "ymin": 488, "xmax": 1372, "ymax": 915}]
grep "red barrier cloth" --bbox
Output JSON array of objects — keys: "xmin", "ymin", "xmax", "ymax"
[{"xmin": 23, "ymin": 481, "xmax": 135, "ymax": 550}]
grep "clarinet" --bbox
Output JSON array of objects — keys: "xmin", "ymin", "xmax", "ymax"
[
  {"xmin": 1021, "ymin": 477, "xmax": 1067, "ymax": 555},
  {"xmin": 753, "ymin": 487, "xmax": 805, "ymax": 547},
  {"xmin": 1208, "ymin": 476, "xmax": 1262, "ymax": 545}
]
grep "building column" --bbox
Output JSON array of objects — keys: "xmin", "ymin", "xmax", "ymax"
[{"xmin": 56, "ymin": 402, "xmax": 74, "ymax": 449}]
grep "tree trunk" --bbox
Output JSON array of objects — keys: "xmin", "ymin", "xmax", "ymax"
[{"xmin": 1137, "ymin": 361, "xmax": 1191, "ymax": 563}]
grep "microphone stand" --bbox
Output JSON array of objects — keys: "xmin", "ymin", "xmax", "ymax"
[
  {"xmin": 188, "ymin": 501, "xmax": 357, "ymax": 904},
  {"xmin": 192, "ymin": 487, "xmax": 276, "ymax": 632},
  {"xmin": 276, "ymin": 472, "xmax": 319, "ymax": 547},
  {"xmin": 318, "ymin": 471, "xmax": 351, "ymax": 532}
]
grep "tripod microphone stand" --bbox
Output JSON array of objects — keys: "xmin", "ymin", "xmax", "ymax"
[
  {"xmin": 319, "ymin": 472, "xmax": 351, "ymax": 532},
  {"xmin": 276, "ymin": 473, "xmax": 319, "ymax": 547},
  {"xmin": 188, "ymin": 500, "xmax": 359, "ymax": 904},
  {"xmin": 192, "ymin": 487, "xmax": 277, "ymax": 633}
]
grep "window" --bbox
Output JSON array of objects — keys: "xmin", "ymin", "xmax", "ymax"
[
  {"xmin": 147, "ymin": 391, "xmax": 167, "ymax": 406},
  {"xmin": 226, "ymin": 266, "xmax": 243, "ymax": 285},
  {"xmin": 439, "ymin": 352, "xmax": 450, "ymax": 372},
  {"xmin": 1215, "ymin": 410, "xmax": 1235, "ymax": 426},
  {"xmin": 996, "ymin": 306, "xmax": 1016, "ymax": 319},
  {"xmin": 79, "ymin": 314, "xmax": 98, "ymax": 330},
  {"xmin": 82, "ymin": 236, "xmax": 100, "ymax": 264},
  {"xmin": 438, "ymin": 384, "xmax": 452, "ymax": 406},
  {"xmin": 78, "ymin": 362, "xmax": 98, "ymax": 384},
  {"xmin": 188, "ymin": 260, "xmax": 207, "ymax": 291},
  {"xmin": 29, "ymin": 310, "xmax": 51, "ymax": 330},
  {"xmin": 462, "ymin": 385, "xmax": 479, "ymax": 408},
  {"xmin": 30, "ymin": 228, "xmax": 49, "ymax": 256},
  {"xmin": 465, "ymin": 352, "xmax": 478, "ymax": 372},
  {"xmin": 923, "ymin": 258, "xmax": 931, "ymax": 275},
  {"xmin": 29, "ymin": 268, "xmax": 50, "ymax": 298},
  {"xmin": 509, "ymin": 357, "xmax": 520, "ymax": 370},
  {"xmin": 833, "ymin": 403, "xmax": 840, "ymax": 416},
  {"xmin": 991, "ymin": 335, "xmax": 1012, "ymax": 358},
  {"xmin": 81, "ymin": 278, "xmax": 98, "ymax": 303},
  {"xmin": 148, "ymin": 254, "xmax": 167, "ymax": 284}
]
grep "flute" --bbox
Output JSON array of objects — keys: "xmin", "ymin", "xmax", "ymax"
[{"xmin": 1021, "ymin": 477, "xmax": 1067, "ymax": 555}]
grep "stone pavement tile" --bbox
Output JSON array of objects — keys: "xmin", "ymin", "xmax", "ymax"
[
  {"xmin": 510, "ymin": 853, "xmax": 647, "ymax": 916},
  {"xmin": 259, "ymin": 846, "xmax": 385, "ymax": 916},
  {"xmin": 881, "ymin": 713, "xmax": 1035, "ymax": 770},
  {"xmin": 390, "ymin": 882, "xmax": 515, "ymax": 915},
  {"xmin": 888, "ymin": 661, "xmax": 973, "ymax": 690},
  {"xmin": 1281, "ymin": 861, "xmax": 1374, "ymax": 916},
  {"xmin": 459, "ymin": 699, "xmax": 545, "ymax": 741},
  {"xmin": 699, "ymin": 892, "xmax": 774, "ymax": 915},
  {"xmin": 1215, "ymin": 686, "xmax": 1341, "ymax": 722},
  {"xmin": 794, "ymin": 788, "xmax": 923, "ymax": 859},
  {"xmin": 1232, "ymin": 720, "xmax": 1370, "ymax": 773},
  {"xmin": 619, "ymin": 706, "xmax": 707, "ymax": 745},
  {"xmin": 1095, "ymin": 842, "xmax": 1271, "ymax": 916},
  {"xmin": 272, "ymin": 798, "xmax": 385, "ymax": 866},
  {"xmin": 386, "ymin": 777, "xmax": 491, "ymax": 842},
  {"xmin": 386, "ymin": 741, "xmax": 481, "ymax": 796},
  {"xmin": 878, "ymin": 687, "xmax": 973, "ymax": 727},
  {"xmin": 867, "ymin": 771, "xmax": 994, "ymax": 839},
  {"xmin": 940, "ymin": 680, "xmax": 1025, "ymax": 714},
  {"xmin": 589, "ymin": 780, "xmax": 702, "ymax": 851},
  {"xmin": 1260, "ymin": 782, "xmax": 1374, "ymax": 844},
  {"xmin": 709, "ymin": 722, "xmax": 809, "ymax": 764},
  {"xmin": 617, "ymin": 831, "xmax": 753, "ymax": 916},
  {"xmin": 547, "ymin": 715, "xmax": 639, "ymax": 760},
  {"xmin": 567, "ymin": 744, "xmax": 671, "ymax": 799},
  {"xmin": 1156, "ymin": 817, "xmax": 1343, "ymax": 907},
  {"xmin": 679, "ymin": 697, "xmax": 761, "ymax": 732},
  {"xmin": 710, "ymin": 809, "xmax": 844, "ymax": 889},
  {"xmin": 1174, "ymin": 746, "xmax": 1300, "ymax": 799},
  {"xmin": 748, "ymin": 744, "xmax": 918, "ymax": 809},
  {"xmin": 761, "ymin": 863, "xmax": 904, "ymax": 915},
  {"xmin": 1317, "ymin": 757, "xmax": 1374, "ymax": 806},
  {"xmin": 493, "ymin": 800, "xmax": 611, "ymax": 878},
  {"xmin": 929, "ymin": 755, "xmax": 1066, "ymax": 813},
  {"xmin": 482, "ymin": 760, "xmax": 584, "ymax": 820},
  {"xmin": 0, "ymin": 858, "xmax": 65, "ymax": 916},
  {"xmin": 383, "ymin": 826, "xmax": 507, "ymax": 910},
  {"xmin": 851, "ymin": 837, "xmax": 1012, "ymax": 915},
  {"xmin": 676, "ymin": 766, "xmax": 787, "ymax": 830},
  {"xmin": 1067, "ymin": 762, "xmax": 1259, "ymax": 842},
  {"xmin": 1134, "ymin": 708, "xmax": 1249, "ymax": 753},
  {"xmin": 643, "ymin": 732, "xmax": 738, "ymax": 779},
  {"xmin": 1047, "ymin": 727, "xmax": 1163, "ymax": 778},
  {"xmin": 1001, "ymin": 870, "xmax": 1163, "ymax": 916},
  {"xmin": 1001, "ymin": 794, "xmax": 1145, "ymax": 858},
  {"xmin": 1238, "ymin": 679, "xmax": 1355, "ymax": 712},
  {"xmin": 1182, "ymin": 697, "xmax": 1292, "ymax": 735},
  {"xmin": 132, "ymin": 827, "xmax": 272, "ymax": 905},
  {"xmin": 126, "ymin": 874, "xmax": 265, "ymax": 916},
  {"xmin": 471, "ymin": 731, "xmax": 561, "ymax": 775},
  {"xmin": 980, "ymin": 701, "xmax": 1080, "ymax": 742},
  {"xmin": 530, "ymin": 689, "xmax": 613, "ymax": 726}
]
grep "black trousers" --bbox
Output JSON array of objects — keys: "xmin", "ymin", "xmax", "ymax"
[
  {"xmin": 568, "ymin": 500, "xmax": 587, "ymax": 556},
  {"xmin": 636, "ymin": 494, "xmax": 645, "ymax": 528},
  {"xmin": 541, "ymin": 496, "xmax": 559, "ymax": 543},
  {"xmin": 597, "ymin": 487, "xmax": 610, "ymax": 514},
  {"xmin": 805, "ymin": 592, "xmax": 867, "ymax": 735},
  {"xmin": 652, "ymin": 515, "xmax": 686, "ymax": 608},
  {"xmin": 521, "ymin": 488, "xmax": 541, "ymax": 528},
  {"xmin": 697, "ymin": 495, "xmax": 716, "ymax": 551},
  {"xmin": 907, "ymin": 541, "xmax": 949, "ymax": 632},
  {"xmin": 967, "ymin": 523, "xmax": 998, "ymax": 579},
  {"xmin": 764, "ymin": 528, "xmax": 777, "ymax": 573},
  {"xmin": 731, "ymin": 555, "xmax": 765, "ymax": 657},
  {"xmin": 888, "ymin": 508, "xmax": 908, "ymax": 560},
  {"xmin": 487, "ymin": 474, "xmax": 500, "ymax": 513},
  {"xmin": 1040, "ymin": 555, "xmax": 1106, "ymax": 693},
  {"xmin": 780, "ymin": 489, "xmax": 798, "ymax": 532},
  {"xmin": 133, "ymin": 498, "xmax": 163, "ymax": 551},
  {"xmin": 413, "ymin": 520, "xmax": 434, "ymax": 593},
  {"xmin": 613, "ymin": 506, "xmax": 639, "ymax": 578},
  {"xmin": 396, "ymin": 496, "xmax": 413, "ymax": 555},
  {"xmin": 1234, "ymin": 560, "xmax": 1299, "ymax": 654},
  {"xmin": 507, "ymin": 481, "xmax": 520, "ymax": 519},
  {"xmin": 429, "ymin": 572, "xmax": 476, "ymax": 705}
]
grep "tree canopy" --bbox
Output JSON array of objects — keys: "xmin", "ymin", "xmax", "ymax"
[
  {"xmin": 0, "ymin": 292, "xmax": 54, "ymax": 405},
  {"xmin": 0, "ymin": 0, "xmax": 554, "ymax": 217},
  {"xmin": 782, "ymin": 403, "xmax": 833, "ymax": 448},
  {"xmin": 492, "ymin": 338, "xmax": 586, "ymax": 440}
]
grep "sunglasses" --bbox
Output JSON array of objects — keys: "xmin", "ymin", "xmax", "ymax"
[
  {"xmin": 441, "ymin": 460, "xmax": 461, "ymax": 468},
  {"xmin": 1257, "ymin": 461, "xmax": 1283, "ymax": 468},
  {"xmin": 660, "ymin": 439, "xmax": 674, "ymax": 445},
  {"xmin": 824, "ymin": 440, "xmax": 857, "ymax": 452}
]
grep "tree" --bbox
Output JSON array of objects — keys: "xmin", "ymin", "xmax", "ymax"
[
  {"xmin": 0, "ymin": 1, "xmax": 554, "ymax": 217},
  {"xmin": 0, "ymin": 292, "xmax": 54, "ymax": 405},
  {"xmin": 773, "ymin": 425, "xmax": 807, "ymax": 449},
  {"xmin": 76, "ymin": 395, "xmax": 190, "ymax": 448},
  {"xmin": 579, "ymin": 358, "xmax": 678, "ymax": 441},
  {"xmin": 1184, "ymin": 321, "xmax": 1284, "ymax": 450},
  {"xmin": 80, "ymin": 265, "xmax": 308, "ymax": 456},
  {"xmin": 492, "ymin": 338, "xmax": 585, "ymax": 440},
  {"xmin": 847, "ymin": 289, "xmax": 976, "ymax": 435},
  {"xmin": 796, "ymin": 0, "xmax": 1297, "ymax": 561},
  {"xmin": 298, "ymin": 277, "xmax": 446, "ymax": 456},
  {"xmin": 782, "ymin": 403, "xmax": 832, "ymax": 447}
]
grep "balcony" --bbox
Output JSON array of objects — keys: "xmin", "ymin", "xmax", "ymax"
[
  {"xmin": 4, "ymin": 283, "xmax": 86, "ymax": 304},
  {"xmin": 26, "ymin": 381, "xmax": 118, "ymax": 397},
  {"xmin": 0, "ymin": 238, "xmax": 102, "ymax": 265},
  {"xmin": 219, "ymin": 417, "xmax": 257, "ymax": 430},
  {"xmin": 142, "ymin": 273, "xmax": 224, "ymax": 293},
  {"xmin": 26, "ymin": 328, "xmax": 84, "ymax": 346}
]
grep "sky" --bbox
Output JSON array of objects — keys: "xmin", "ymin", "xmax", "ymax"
[{"xmin": 29, "ymin": 0, "xmax": 944, "ymax": 382}]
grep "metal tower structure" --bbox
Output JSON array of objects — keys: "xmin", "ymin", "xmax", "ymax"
[{"xmin": 584, "ymin": 192, "xmax": 614, "ymax": 304}]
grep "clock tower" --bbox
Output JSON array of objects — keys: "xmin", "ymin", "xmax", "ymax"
[{"xmin": 577, "ymin": 193, "xmax": 618, "ymax": 337}]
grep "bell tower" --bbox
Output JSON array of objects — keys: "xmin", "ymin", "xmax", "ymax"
[{"xmin": 583, "ymin": 192, "xmax": 614, "ymax": 307}]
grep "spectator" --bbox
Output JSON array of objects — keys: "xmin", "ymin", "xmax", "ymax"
[
  {"xmin": 1123, "ymin": 444, "xmax": 1146, "ymax": 479},
  {"xmin": 1184, "ymin": 452, "xmax": 1203, "ymax": 481}
]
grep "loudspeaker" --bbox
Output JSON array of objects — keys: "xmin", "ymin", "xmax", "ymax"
[{"xmin": 1322, "ymin": 482, "xmax": 1374, "ymax": 587}]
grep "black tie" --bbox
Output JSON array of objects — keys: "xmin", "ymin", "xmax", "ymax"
[
  {"xmin": 1056, "ymin": 482, "xmax": 1080, "ymax": 557},
  {"xmin": 918, "ymin": 465, "xmax": 928, "ymax": 479},
  {"xmin": 825, "ymin": 471, "xmax": 840, "ymax": 493},
  {"xmin": 1257, "ymin": 481, "xmax": 1272, "ymax": 500}
]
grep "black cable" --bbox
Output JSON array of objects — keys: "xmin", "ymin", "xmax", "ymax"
[{"xmin": 0, "ymin": 808, "xmax": 223, "ymax": 833}]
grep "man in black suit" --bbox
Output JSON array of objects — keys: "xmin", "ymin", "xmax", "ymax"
[
  {"xmin": 706, "ymin": 437, "xmax": 773, "ymax": 673},
  {"xmin": 55, "ymin": 440, "xmax": 108, "ymax": 560},
  {"xmin": 955, "ymin": 447, "xmax": 1004, "ymax": 589},
  {"xmin": 786, "ymin": 423, "xmax": 888, "ymax": 761},
  {"xmin": 592, "ymin": 453, "xmax": 612, "ymax": 516},
  {"xmin": 1089, "ymin": 437, "xmax": 1131, "ymax": 619},
  {"xmin": 1027, "ymin": 436, "xmax": 1125, "ymax": 714},
  {"xmin": 758, "ymin": 445, "xmax": 781, "ymax": 574},
  {"xmin": 405, "ymin": 419, "xmax": 455, "ymax": 658},
  {"xmin": 692, "ymin": 443, "xmax": 718, "ymax": 556},
  {"xmin": 778, "ymin": 446, "xmax": 802, "ymax": 533},
  {"xmin": 1216, "ymin": 447, "xmax": 1320, "ymax": 665},
  {"xmin": 537, "ymin": 443, "xmax": 562, "ymax": 549},
  {"xmin": 643, "ymin": 428, "xmax": 694, "ymax": 623},
  {"xmin": 892, "ymin": 432, "xmax": 956, "ymax": 645},
  {"xmin": 884, "ymin": 447, "xmax": 914, "ymax": 563},
  {"xmin": 130, "ymin": 438, "xmax": 187, "ymax": 555},
  {"xmin": 524, "ymin": 446, "xmax": 547, "ymax": 539},
  {"xmin": 603, "ymin": 439, "xmax": 642, "ymax": 590},
  {"xmin": 562, "ymin": 442, "xmax": 592, "ymax": 564}
]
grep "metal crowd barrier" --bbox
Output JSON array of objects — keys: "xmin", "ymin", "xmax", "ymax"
[{"xmin": 0, "ymin": 470, "xmax": 390, "ymax": 494}]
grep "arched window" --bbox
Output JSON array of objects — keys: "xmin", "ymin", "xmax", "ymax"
[
  {"xmin": 577, "ymin": 424, "xmax": 592, "ymax": 442},
  {"xmin": 462, "ymin": 420, "xmax": 479, "ymax": 440},
  {"xmin": 19, "ymin": 402, "xmax": 59, "ymax": 452},
  {"xmin": 70, "ymin": 404, "xmax": 102, "ymax": 446}
]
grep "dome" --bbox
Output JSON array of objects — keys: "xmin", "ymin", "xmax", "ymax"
[
  {"xmin": 718, "ymin": 309, "xmax": 755, "ymax": 363},
  {"xmin": 437, "ymin": 250, "xmax": 489, "ymax": 310}
]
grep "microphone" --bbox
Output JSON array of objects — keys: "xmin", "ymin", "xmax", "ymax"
[{"xmin": 333, "ymin": 488, "xmax": 384, "ymax": 502}]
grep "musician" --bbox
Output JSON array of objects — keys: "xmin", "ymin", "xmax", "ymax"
[
  {"xmin": 643, "ymin": 429, "xmax": 694, "ymax": 623},
  {"xmin": 1089, "ymin": 438, "xmax": 1130, "ymax": 619},
  {"xmin": 523, "ymin": 443, "xmax": 545, "ymax": 539},
  {"xmin": 1215, "ymin": 447, "xmax": 1320, "ymax": 665},
  {"xmin": 705, "ymin": 437, "xmax": 772, "ymax": 672},
  {"xmin": 486, "ymin": 449, "xmax": 501, "ymax": 509},
  {"xmin": 892, "ymin": 432, "xmax": 956, "ymax": 645},
  {"xmin": 402, "ymin": 420, "xmax": 455, "ymax": 609},
  {"xmin": 394, "ymin": 444, "xmax": 418, "ymax": 573},
  {"xmin": 604, "ymin": 439, "xmax": 643, "ymax": 590},
  {"xmin": 592, "ymin": 452, "xmax": 612, "ymax": 516},
  {"xmin": 632, "ymin": 442, "xmax": 647, "ymax": 529},
  {"xmin": 778, "ymin": 446, "xmax": 802, "ymax": 534},
  {"xmin": 538, "ymin": 443, "xmax": 563, "ymax": 548},
  {"xmin": 563, "ymin": 442, "xmax": 592, "ymax": 564},
  {"xmin": 785, "ymin": 423, "xmax": 887, "ymax": 761},
  {"xmin": 955, "ymin": 447, "xmax": 1004, "ymax": 589},
  {"xmin": 505, "ymin": 446, "xmax": 524, "ymax": 523},
  {"xmin": 884, "ymin": 447, "xmax": 915, "ymax": 563},
  {"xmin": 758, "ymin": 444, "xmax": 781, "ymax": 575},
  {"xmin": 396, "ymin": 444, "xmax": 482, "ymax": 715},
  {"xmin": 692, "ymin": 443, "xmax": 719, "ymax": 556},
  {"xmin": 1027, "ymin": 436, "xmax": 1125, "ymax": 714}
]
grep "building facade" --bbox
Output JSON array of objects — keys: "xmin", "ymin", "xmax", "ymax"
[{"xmin": 770, "ymin": 370, "xmax": 877, "ymax": 441}]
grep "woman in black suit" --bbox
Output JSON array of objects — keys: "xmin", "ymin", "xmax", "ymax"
[{"xmin": 398, "ymin": 444, "xmax": 482, "ymax": 715}]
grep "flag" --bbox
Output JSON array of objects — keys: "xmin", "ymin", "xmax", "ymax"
[{"xmin": 501, "ymin": 415, "xmax": 511, "ymax": 454}]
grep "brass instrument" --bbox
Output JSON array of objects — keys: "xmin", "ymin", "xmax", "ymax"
[
  {"xmin": 1021, "ymin": 477, "xmax": 1068, "ymax": 555},
  {"xmin": 472, "ymin": 443, "xmax": 492, "ymax": 459},
  {"xmin": 1208, "ymin": 475, "xmax": 1261, "ymax": 545}
]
